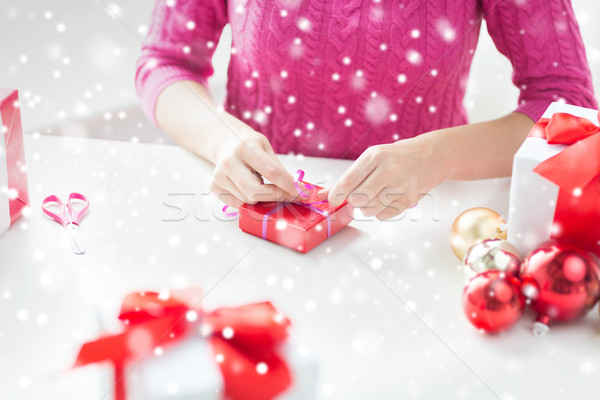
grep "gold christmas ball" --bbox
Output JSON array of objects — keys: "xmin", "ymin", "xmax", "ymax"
[
  {"xmin": 463, "ymin": 239, "xmax": 522, "ymax": 281},
  {"xmin": 450, "ymin": 207, "xmax": 506, "ymax": 261}
]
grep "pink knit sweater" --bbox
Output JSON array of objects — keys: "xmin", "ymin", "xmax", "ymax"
[{"xmin": 136, "ymin": 0, "xmax": 596, "ymax": 159}]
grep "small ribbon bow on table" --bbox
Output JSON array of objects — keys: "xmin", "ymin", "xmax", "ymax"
[
  {"xmin": 73, "ymin": 289, "xmax": 292, "ymax": 400},
  {"xmin": 528, "ymin": 111, "xmax": 600, "ymax": 255}
]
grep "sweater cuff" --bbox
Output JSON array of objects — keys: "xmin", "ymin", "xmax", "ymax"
[
  {"xmin": 513, "ymin": 99, "xmax": 554, "ymax": 123},
  {"xmin": 136, "ymin": 63, "xmax": 209, "ymax": 127}
]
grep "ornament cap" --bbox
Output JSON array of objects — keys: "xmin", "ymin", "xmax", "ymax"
[{"xmin": 532, "ymin": 321, "xmax": 550, "ymax": 337}]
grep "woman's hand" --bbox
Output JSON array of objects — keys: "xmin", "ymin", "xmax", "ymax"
[
  {"xmin": 210, "ymin": 117, "xmax": 300, "ymax": 207},
  {"xmin": 155, "ymin": 80, "xmax": 300, "ymax": 208},
  {"xmin": 319, "ymin": 135, "xmax": 446, "ymax": 220}
]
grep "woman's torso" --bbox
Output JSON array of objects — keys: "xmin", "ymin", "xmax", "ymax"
[{"xmin": 224, "ymin": 0, "xmax": 483, "ymax": 159}]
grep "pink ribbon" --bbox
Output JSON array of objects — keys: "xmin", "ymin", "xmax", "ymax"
[
  {"xmin": 262, "ymin": 204, "xmax": 284, "ymax": 239},
  {"xmin": 223, "ymin": 170, "xmax": 331, "ymax": 239},
  {"xmin": 222, "ymin": 204, "xmax": 240, "ymax": 217},
  {"xmin": 294, "ymin": 169, "xmax": 316, "ymax": 198}
]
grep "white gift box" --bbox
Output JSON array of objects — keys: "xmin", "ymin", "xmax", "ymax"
[
  {"xmin": 126, "ymin": 338, "xmax": 317, "ymax": 400},
  {"xmin": 98, "ymin": 307, "xmax": 318, "ymax": 400},
  {"xmin": 507, "ymin": 102, "xmax": 600, "ymax": 257}
]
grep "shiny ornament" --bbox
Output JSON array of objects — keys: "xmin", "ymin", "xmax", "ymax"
[
  {"xmin": 520, "ymin": 240, "xmax": 600, "ymax": 336},
  {"xmin": 463, "ymin": 239, "xmax": 522, "ymax": 281},
  {"xmin": 450, "ymin": 207, "xmax": 506, "ymax": 260},
  {"xmin": 463, "ymin": 270, "xmax": 525, "ymax": 333}
]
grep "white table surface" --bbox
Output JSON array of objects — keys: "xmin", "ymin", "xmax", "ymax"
[{"xmin": 1, "ymin": 134, "xmax": 599, "ymax": 400}]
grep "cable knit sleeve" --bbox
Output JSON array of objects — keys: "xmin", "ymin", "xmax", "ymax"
[
  {"xmin": 481, "ymin": 0, "xmax": 597, "ymax": 121},
  {"xmin": 135, "ymin": 0, "xmax": 228, "ymax": 125}
]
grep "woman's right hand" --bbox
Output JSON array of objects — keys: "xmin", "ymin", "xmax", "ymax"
[
  {"xmin": 154, "ymin": 80, "xmax": 299, "ymax": 207},
  {"xmin": 210, "ymin": 118, "xmax": 300, "ymax": 207}
]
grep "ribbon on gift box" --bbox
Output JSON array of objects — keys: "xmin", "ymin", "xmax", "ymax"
[
  {"xmin": 223, "ymin": 169, "xmax": 332, "ymax": 239},
  {"xmin": 73, "ymin": 289, "xmax": 292, "ymax": 400},
  {"xmin": 529, "ymin": 111, "xmax": 600, "ymax": 254}
]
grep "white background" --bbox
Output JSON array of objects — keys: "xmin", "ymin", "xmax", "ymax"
[{"xmin": 0, "ymin": 0, "xmax": 598, "ymax": 139}]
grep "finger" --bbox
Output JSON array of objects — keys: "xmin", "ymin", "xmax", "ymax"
[
  {"xmin": 373, "ymin": 189, "xmax": 416, "ymax": 219},
  {"xmin": 328, "ymin": 158, "xmax": 375, "ymax": 207},
  {"xmin": 317, "ymin": 188, "xmax": 330, "ymax": 201},
  {"xmin": 229, "ymin": 168, "xmax": 265, "ymax": 203},
  {"xmin": 245, "ymin": 148, "xmax": 297, "ymax": 196},
  {"xmin": 230, "ymin": 166, "xmax": 297, "ymax": 203},
  {"xmin": 218, "ymin": 194, "xmax": 245, "ymax": 208},
  {"xmin": 210, "ymin": 181, "xmax": 246, "ymax": 208},
  {"xmin": 346, "ymin": 171, "xmax": 385, "ymax": 208},
  {"xmin": 217, "ymin": 159, "xmax": 261, "ymax": 203},
  {"xmin": 262, "ymin": 140, "xmax": 278, "ymax": 158},
  {"xmin": 360, "ymin": 186, "xmax": 412, "ymax": 217},
  {"xmin": 253, "ymin": 184, "xmax": 300, "ymax": 202},
  {"xmin": 257, "ymin": 140, "xmax": 309, "ymax": 198},
  {"xmin": 222, "ymin": 176, "xmax": 252, "ymax": 204},
  {"xmin": 358, "ymin": 189, "xmax": 389, "ymax": 217},
  {"xmin": 375, "ymin": 200, "xmax": 411, "ymax": 220}
]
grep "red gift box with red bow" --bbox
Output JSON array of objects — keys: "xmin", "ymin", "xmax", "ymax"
[{"xmin": 238, "ymin": 182, "xmax": 354, "ymax": 253}]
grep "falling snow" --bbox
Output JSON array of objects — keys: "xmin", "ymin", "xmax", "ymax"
[
  {"xmin": 2, "ymin": 2, "xmax": 599, "ymax": 399},
  {"xmin": 365, "ymin": 96, "xmax": 391, "ymax": 124},
  {"xmin": 406, "ymin": 49, "xmax": 423, "ymax": 65},
  {"xmin": 436, "ymin": 18, "xmax": 456, "ymax": 42}
]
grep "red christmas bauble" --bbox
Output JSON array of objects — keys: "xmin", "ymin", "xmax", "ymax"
[
  {"xmin": 520, "ymin": 240, "xmax": 600, "ymax": 334},
  {"xmin": 463, "ymin": 270, "xmax": 525, "ymax": 333}
]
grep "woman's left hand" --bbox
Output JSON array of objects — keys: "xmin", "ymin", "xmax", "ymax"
[{"xmin": 318, "ymin": 136, "xmax": 447, "ymax": 220}]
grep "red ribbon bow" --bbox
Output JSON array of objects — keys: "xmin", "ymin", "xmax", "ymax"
[
  {"xmin": 74, "ymin": 289, "xmax": 292, "ymax": 400},
  {"xmin": 530, "ymin": 112, "xmax": 600, "ymax": 192},
  {"xmin": 528, "ymin": 111, "xmax": 600, "ymax": 255}
]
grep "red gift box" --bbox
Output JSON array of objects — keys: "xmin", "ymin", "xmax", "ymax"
[
  {"xmin": 0, "ymin": 88, "xmax": 29, "ymax": 235},
  {"xmin": 238, "ymin": 183, "xmax": 354, "ymax": 253}
]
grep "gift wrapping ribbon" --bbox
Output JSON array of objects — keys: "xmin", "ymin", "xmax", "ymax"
[
  {"xmin": 529, "ymin": 111, "xmax": 600, "ymax": 253},
  {"xmin": 530, "ymin": 112, "xmax": 600, "ymax": 192},
  {"xmin": 223, "ymin": 169, "xmax": 332, "ymax": 239},
  {"xmin": 73, "ymin": 289, "xmax": 292, "ymax": 400}
]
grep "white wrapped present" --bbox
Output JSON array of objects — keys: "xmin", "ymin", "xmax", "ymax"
[
  {"xmin": 75, "ymin": 291, "xmax": 318, "ymax": 400},
  {"xmin": 126, "ymin": 337, "xmax": 317, "ymax": 400},
  {"xmin": 508, "ymin": 102, "xmax": 600, "ymax": 257}
]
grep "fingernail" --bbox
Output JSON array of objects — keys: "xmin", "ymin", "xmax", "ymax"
[{"xmin": 296, "ymin": 181, "xmax": 307, "ymax": 194}]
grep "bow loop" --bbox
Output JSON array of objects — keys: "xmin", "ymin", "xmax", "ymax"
[
  {"xmin": 119, "ymin": 291, "xmax": 190, "ymax": 325},
  {"xmin": 544, "ymin": 113, "xmax": 600, "ymax": 144},
  {"xmin": 206, "ymin": 302, "xmax": 291, "ymax": 348},
  {"xmin": 74, "ymin": 316, "xmax": 181, "ymax": 367},
  {"xmin": 533, "ymin": 112, "xmax": 600, "ymax": 192}
]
